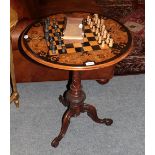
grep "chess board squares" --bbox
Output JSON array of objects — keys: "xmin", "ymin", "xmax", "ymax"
[
  {"xmin": 84, "ymin": 29, "xmax": 92, "ymax": 33},
  {"xmin": 66, "ymin": 48, "xmax": 76, "ymax": 54},
  {"xmin": 65, "ymin": 43, "xmax": 74, "ymax": 48},
  {"xmin": 48, "ymin": 49, "xmax": 59, "ymax": 55},
  {"xmin": 89, "ymin": 41, "xmax": 98, "ymax": 46},
  {"xmin": 82, "ymin": 42, "xmax": 90, "ymax": 46},
  {"xmin": 83, "ymin": 37, "xmax": 88, "ymax": 42},
  {"xmin": 83, "ymin": 46, "xmax": 93, "ymax": 51},
  {"xmin": 91, "ymin": 45, "xmax": 101, "ymax": 50},
  {"xmin": 73, "ymin": 43, "xmax": 82, "ymax": 48},
  {"xmin": 85, "ymin": 33, "xmax": 94, "ymax": 37},
  {"xmin": 75, "ymin": 47, "xmax": 84, "ymax": 52},
  {"xmin": 87, "ymin": 37, "xmax": 96, "ymax": 41}
]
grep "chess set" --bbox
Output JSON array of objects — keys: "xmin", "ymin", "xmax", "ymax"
[{"xmin": 23, "ymin": 13, "xmax": 131, "ymax": 66}]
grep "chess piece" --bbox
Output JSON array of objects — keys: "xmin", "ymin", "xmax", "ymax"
[
  {"xmin": 87, "ymin": 15, "xmax": 90, "ymax": 22},
  {"xmin": 95, "ymin": 18, "xmax": 98, "ymax": 25},
  {"xmin": 90, "ymin": 21, "xmax": 93, "ymax": 28},
  {"xmin": 106, "ymin": 38, "xmax": 110, "ymax": 44},
  {"xmin": 101, "ymin": 40, "xmax": 106, "ymax": 48},
  {"xmin": 107, "ymin": 33, "xmax": 110, "ymax": 39},
  {"xmin": 97, "ymin": 19, "xmax": 100, "ymax": 28},
  {"xmin": 95, "ymin": 28, "xmax": 99, "ymax": 35},
  {"xmin": 88, "ymin": 18, "xmax": 91, "ymax": 25},
  {"xmin": 62, "ymin": 46, "xmax": 66, "ymax": 53},
  {"xmin": 103, "ymin": 30, "xmax": 107, "ymax": 39},
  {"xmin": 109, "ymin": 38, "xmax": 114, "ymax": 47},
  {"xmin": 52, "ymin": 45, "xmax": 56, "ymax": 54},
  {"xmin": 94, "ymin": 14, "xmax": 98, "ymax": 19},
  {"xmin": 97, "ymin": 32, "xmax": 100, "ymax": 40},
  {"xmin": 98, "ymin": 36, "xmax": 102, "ymax": 44},
  {"xmin": 44, "ymin": 23, "xmax": 49, "ymax": 33},
  {"xmin": 45, "ymin": 32, "xmax": 49, "ymax": 41},
  {"xmin": 58, "ymin": 36, "xmax": 62, "ymax": 46},
  {"xmin": 47, "ymin": 17, "xmax": 50, "ymax": 26},
  {"xmin": 92, "ymin": 26, "xmax": 95, "ymax": 32},
  {"xmin": 49, "ymin": 36, "xmax": 53, "ymax": 43},
  {"xmin": 101, "ymin": 19, "xmax": 105, "ymax": 26}
]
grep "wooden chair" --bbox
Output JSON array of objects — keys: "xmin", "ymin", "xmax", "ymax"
[{"xmin": 10, "ymin": 8, "xmax": 19, "ymax": 107}]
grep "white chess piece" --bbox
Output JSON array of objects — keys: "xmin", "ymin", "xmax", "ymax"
[
  {"xmin": 90, "ymin": 21, "xmax": 93, "ymax": 28},
  {"xmin": 94, "ymin": 14, "xmax": 98, "ymax": 19},
  {"xmin": 106, "ymin": 38, "xmax": 110, "ymax": 44},
  {"xmin": 87, "ymin": 15, "xmax": 90, "ymax": 22},
  {"xmin": 101, "ymin": 19, "xmax": 105, "ymax": 26},
  {"xmin": 95, "ymin": 28, "xmax": 99, "ymax": 34},
  {"xmin": 98, "ymin": 36, "xmax": 102, "ymax": 44},
  {"xmin": 109, "ymin": 38, "xmax": 114, "ymax": 47},
  {"xmin": 101, "ymin": 25, "xmax": 106, "ymax": 36},
  {"xmin": 103, "ymin": 30, "xmax": 107, "ymax": 39},
  {"xmin": 97, "ymin": 32, "xmax": 100, "ymax": 40},
  {"xmin": 92, "ymin": 26, "xmax": 96, "ymax": 32},
  {"xmin": 101, "ymin": 40, "xmax": 106, "ymax": 48},
  {"xmin": 97, "ymin": 19, "xmax": 100, "ymax": 28},
  {"xmin": 87, "ymin": 18, "xmax": 91, "ymax": 25},
  {"xmin": 107, "ymin": 33, "xmax": 110, "ymax": 39}
]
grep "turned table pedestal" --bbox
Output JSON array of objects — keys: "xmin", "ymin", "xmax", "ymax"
[{"xmin": 21, "ymin": 12, "xmax": 132, "ymax": 147}]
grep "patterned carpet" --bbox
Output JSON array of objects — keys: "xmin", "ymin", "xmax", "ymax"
[
  {"xmin": 100, "ymin": 1, "xmax": 145, "ymax": 75},
  {"xmin": 112, "ymin": 5, "xmax": 145, "ymax": 75}
]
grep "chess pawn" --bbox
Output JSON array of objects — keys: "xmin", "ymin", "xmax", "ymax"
[
  {"xmin": 109, "ymin": 38, "xmax": 114, "ymax": 47},
  {"xmin": 88, "ymin": 18, "xmax": 91, "ymax": 25},
  {"xmin": 92, "ymin": 26, "xmax": 96, "ymax": 32},
  {"xmin": 90, "ymin": 21, "xmax": 93, "ymax": 28},
  {"xmin": 101, "ymin": 19, "xmax": 105, "ymax": 26},
  {"xmin": 106, "ymin": 37, "xmax": 110, "ymax": 44},
  {"xmin": 103, "ymin": 30, "xmax": 107, "ymax": 39},
  {"xmin": 92, "ymin": 26, "xmax": 95, "ymax": 32},
  {"xmin": 97, "ymin": 19, "xmax": 100, "ymax": 28},
  {"xmin": 101, "ymin": 40, "xmax": 106, "ymax": 48},
  {"xmin": 97, "ymin": 32, "xmax": 100, "ymax": 40},
  {"xmin": 101, "ymin": 26, "xmax": 105, "ymax": 36},
  {"xmin": 95, "ymin": 28, "xmax": 99, "ymax": 35},
  {"xmin": 94, "ymin": 14, "xmax": 98, "ymax": 19},
  {"xmin": 95, "ymin": 17, "xmax": 98, "ymax": 24},
  {"xmin": 98, "ymin": 36, "xmax": 102, "ymax": 44},
  {"xmin": 107, "ymin": 33, "xmax": 110, "ymax": 39},
  {"xmin": 87, "ymin": 15, "xmax": 90, "ymax": 22}
]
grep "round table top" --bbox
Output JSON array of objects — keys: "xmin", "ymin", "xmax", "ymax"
[{"xmin": 21, "ymin": 12, "xmax": 132, "ymax": 71}]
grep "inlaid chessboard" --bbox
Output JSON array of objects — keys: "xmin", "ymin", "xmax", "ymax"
[
  {"xmin": 46, "ymin": 19, "xmax": 103, "ymax": 55},
  {"xmin": 23, "ymin": 13, "xmax": 131, "ymax": 66}
]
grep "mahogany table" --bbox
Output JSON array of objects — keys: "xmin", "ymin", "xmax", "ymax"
[{"xmin": 21, "ymin": 13, "xmax": 132, "ymax": 147}]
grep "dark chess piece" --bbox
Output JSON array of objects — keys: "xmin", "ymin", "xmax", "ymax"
[
  {"xmin": 54, "ymin": 24, "xmax": 58, "ymax": 30},
  {"xmin": 52, "ymin": 45, "xmax": 56, "ymax": 54},
  {"xmin": 49, "ymin": 43, "xmax": 53, "ymax": 50},
  {"xmin": 47, "ymin": 17, "xmax": 50, "ymax": 26},
  {"xmin": 58, "ymin": 36, "xmax": 62, "ymax": 46},
  {"xmin": 62, "ymin": 46, "xmax": 66, "ymax": 53},
  {"xmin": 49, "ymin": 36, "xmax": 54, "ymax": 43},
  {"xmin": 44, "ymin": 22, "xmax": 49, "ymax": 33},
  {"xmin": 45, "ymin": 32, "xmax": 49, "ymax": 41}
]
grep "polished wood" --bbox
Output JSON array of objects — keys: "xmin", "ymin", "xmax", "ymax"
[
  {"xmin": 96, "ymin": 78, "xmax": 110, "ymax": 85},
  {"xmin": 21, "ymin": 13, "xmax": 132, "ymax": 71},
  {"xmin": 10, "ymin": 40, "xmax": 20, "ymax": 107},
  {"xmin": 51, "ymin": 71, "xmax": 113, "ymax": 147},
  {"xmin": 20, "ymin": 12, "xmax": 132, "ymax": 147},
  {"xmin": 10, "ymin": 8, "xmax": 20, "ymax": 107}
]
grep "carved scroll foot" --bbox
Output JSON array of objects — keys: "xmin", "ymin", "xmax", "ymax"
[
  {"xmin": 51, "ymin": 109, "xmax": 75, "ymax": 148},
  {"xmin": 83, "ymin": 104, "xmax": 113, "ymax": 126}
]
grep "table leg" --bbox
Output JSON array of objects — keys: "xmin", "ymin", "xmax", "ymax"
[{"xmin": 51, "ymin": 71, "xmax": 113, "ymax": 147}]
